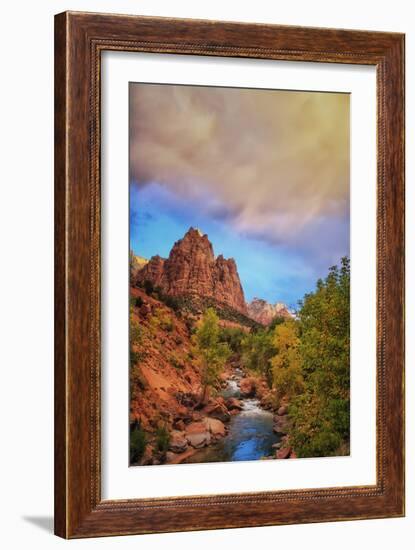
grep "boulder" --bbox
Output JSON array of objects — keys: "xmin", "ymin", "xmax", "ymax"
[
  {"xmin": 254, "ymin": 378, "xmax": 269, "ymax": 399},
  {"xmin": 173, "ymin": 419, "xmax": 186, "ymax": 432},
  {"xmin": 276, "ymin": 446, "xmax": 292, "ymax": 459},
  {"xmin": 185, "ymin": 421, "xmax": 211, "ymax": 448},
  {"xmin": 138, "ymin": 444, "xmax": 154, "ymax": 466},
  {"xmin": 190, "ymin": 410, "xmax": 203, "ymax": 422},
  {"xmin": 165, "ymin": 448, "xmax": 196, "ymax": 464},
  {"xmin": 168, "ymin": 430, "xmax": 188, "ymax": 453},
  {"xmin": 273, "ymin": 414, "xmax": 290, "ymax": 435},
  {"xmin": 226, "ymin": 397, "xmax": 243, "ymax": 410},
  {"xmin": 165, "ymin": 451, "xmax": 176, "ymax": 464},
  {"xmin": 186, "ymin": 431, "xmax": 211, "ymax": 448},
  {"xmin": 278, "ymin": 405, "xmax": 288, "ymax": 416},
  {"xmin": 204, "ymin": 417, "xmax": 226, "ymax": 438},
  {"xmin": 203, "ymin": 401, "xmax": 231, "ymax": 422},
  {"xmin": 239, "ymin": 377, "xmax": 256, "ymax": 397},
  {"xmin": 185, "ymin": 421, "xmax": 207, "ymax": 434}
]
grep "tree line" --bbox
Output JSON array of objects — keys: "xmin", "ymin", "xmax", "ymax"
[{"xmin": 199, "ymin": 257, "xmax": 350, "ymax": 458}]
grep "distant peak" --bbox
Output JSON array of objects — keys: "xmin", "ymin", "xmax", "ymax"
[
  {"xmin": 247, "ymin": 297, "xmax": 293, "ymax": 325},
  {"xmin": 249, "ymin": 297, "xmax": 266, "ymax": 305}
]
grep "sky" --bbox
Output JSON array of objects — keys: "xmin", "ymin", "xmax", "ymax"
[{"xmin": 129, "ymin": 83, "xmax": 350, "ymax": 307}]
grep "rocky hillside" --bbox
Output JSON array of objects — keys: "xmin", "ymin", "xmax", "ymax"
[
  {"xmin": 134, "ymin": 227, "xmax": 248, "ymax": 314},
  {"xmin": 247, "ymin": 298, "xmax": 293, "ymax": 326},
  {"xmin": 129, "ymin": 286, "xmax": 257, "ymax": 465},
  {"xmin": 130, "ymin": 251, "xmax": 149, "ymax": 279},
  {"xmin": 130, "ymin": 286, "xmax": 203, "ymax": 432}
]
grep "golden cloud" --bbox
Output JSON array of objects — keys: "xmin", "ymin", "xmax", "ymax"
[{"xmin": 129, "ymin": 83, "xmax": 349, "ymax": 245}]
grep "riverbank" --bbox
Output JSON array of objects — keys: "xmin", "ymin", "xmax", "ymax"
[
  {"xmin": 164, "ymin": 367, "xmax": 296, "ymax": 465},
  {"xmin": 129, "ymin": 284, "xmax": 298, "ymax": 467},
  {"xmin": 133, "ymin": 362, "xmax": 297, "ymax": 466}
]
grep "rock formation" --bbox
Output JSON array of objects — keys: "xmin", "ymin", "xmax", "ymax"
[
  {"xmin": 135, "ymin": 227, "xmax": 248, "ymax": 314},
  {"xmin": 130, "ymin": 250, "xmax": 149, "ymax": 279},
  {"xmin": 247, "ymin": 297, "xmax": 293, "ymax": 325}
]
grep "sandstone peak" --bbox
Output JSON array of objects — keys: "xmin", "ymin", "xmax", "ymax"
[
  {"xmin": 134, "ymin": 228, "xmax": 247, "ymax": 314},
  {"xmin": 130, "ymin": 250, "xmax": 149, "ymax": 278},
  {"xmin": 247, "ymin": 297, "xmax": 292, "ymax": 326}
]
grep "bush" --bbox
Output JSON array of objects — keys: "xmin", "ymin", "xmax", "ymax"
[
  {"xmin": 289, "ymin": 257, "xmax": 350, "ymax": 458},
  {"xmin": 271, "ymin": 320, "xmax": 303, "ymax": 403},
  {"xmin": 170, "ymin": 352, "xmax": 184, "ymax": 370},
  {"xmin": 130, "ymin": 319, "xmax": 142, "ymax": 346},
  {"xmin": 193, "ymin": 308, "xmax": 231, "ymax": 402},
  {"xmin": 268, "ymin": 316, "xmax": 287, "ymax": 331},
  {"xmin": 143, "ymin": 279, "xmax": 154, "ymax": 296},
  {"xmin": 161, "ymin": 318, "xmax": 174, "ymax": 332},
  {"xmin": 130, "ymin": 350, "xmax": 141, "ymax": 366},
  {"xmin": 185, "ymin": 318, "xmax": 195, "ymax": 333},
  {"xmin": 219, "ymin": 326, "xmax": 245, "ymax": 354},
  {"xmin": 131, "ymin": 364, "xmax": 148, "ymax": 390},
  {"xmin": 130, "ymin": 420, "xmax": 147, "ymax": 464},
  {"xmin": 155, "ymin": 425, "xmax": 170, "ymax": 453},
  {"xmin": 162, "ymin": 295, "xmax": 181, "ymax": 312},
  {"xmin": 241, "ymin": 330, "xmax": 275, "ymax": 387},
  {"xmin": 134, "ymin": 296, "xmax": 144, "ymax": 308}
]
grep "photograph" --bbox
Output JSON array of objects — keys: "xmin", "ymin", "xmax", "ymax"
[
  {"xmin": 129, "ymin": 83, "xmax": 351, "ymax": 466},
  {"xmin": 0, "ymin": 0, "xmax": 408, "ymax": 544}
]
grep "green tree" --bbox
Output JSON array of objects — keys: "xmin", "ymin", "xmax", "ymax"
[
  {"xmin": 143, "ymin": 279, "xmax": 154, "ymax": 296},
  {"xmin": 268, "ymin": 315, "xmax": 288, "ymax": 332},
  {"xmin": 289, "ymin": 257, "xmax": 350, "ymax": 457},
  {"xmin": 271, "ymin": 320, "xmax": 303, "ymax": 404},
  {"xmin": 130, "ymin": 419, "xmax": 147, "ymax": 464},
  {"xmin": 129, "ymin": 318, "xmax": 143, "ymax": 369},
  {"xmin": 218, "ymin": 326, "xmax": 245, "ymax": 355},
  {"xmin": 155, "ymin": 424, "xmax": 170, "ymax": 454},
  {"xmin": 193, "ymin": 308, "xmax": 231, "ymax": 403},
  {"xmin": 241, "ymin": 330, "xmax": 275, "ymax": 387}
]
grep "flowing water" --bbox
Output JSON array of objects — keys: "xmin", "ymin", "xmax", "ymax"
[{"xmin": 184, "ymin": 370, "xmax": 280, "ymax": 464}]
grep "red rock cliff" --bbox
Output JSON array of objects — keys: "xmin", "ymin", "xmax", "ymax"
[{"xmin": 135, "ymin": 228, "xmax": 247, "ymax": 314}]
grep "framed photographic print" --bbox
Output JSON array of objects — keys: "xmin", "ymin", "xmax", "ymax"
[{"xmin": 54, "ymin": 11, "xmax": 405, "ymax": 538}]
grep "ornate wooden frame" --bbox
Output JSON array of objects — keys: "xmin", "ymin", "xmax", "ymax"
[{"xmin": 54, "ymin": 11, "xmax": 405, "ymax": 538}]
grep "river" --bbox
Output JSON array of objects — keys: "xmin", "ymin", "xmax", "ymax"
[{"xmin": 183, "ymin": 369, "xmax": 280, "ymax": 463}]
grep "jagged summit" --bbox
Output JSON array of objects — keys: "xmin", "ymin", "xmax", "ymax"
[{"xmin": 134, "ymin": 227, "xmax": 247, "ymax": 314}]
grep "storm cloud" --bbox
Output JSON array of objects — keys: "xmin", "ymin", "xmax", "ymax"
[{"xmin": 129, "ymin": 83, "xmax": 349, "ymax": 264}]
